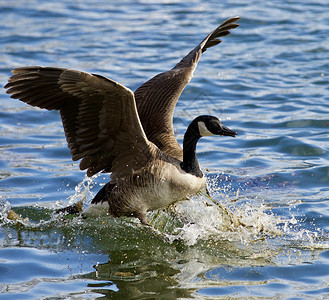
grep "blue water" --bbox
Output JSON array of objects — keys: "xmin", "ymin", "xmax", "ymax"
[{"xmin": 1, "ymin": 0, "xmax": 329, "ymax": 299}]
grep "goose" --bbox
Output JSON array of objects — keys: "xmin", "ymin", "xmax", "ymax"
[{"xmin": 5, "ymin": 17, "xmax": 239, "ymax": 224}]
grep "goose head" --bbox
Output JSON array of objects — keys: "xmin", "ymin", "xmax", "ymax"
[
  {"xmin": 194, "ymin": 115, "xmax": 237, "ymax": 138},
  {"xmin": 181, "ymin": 115, "xmax": 236, "ymax": 177}
]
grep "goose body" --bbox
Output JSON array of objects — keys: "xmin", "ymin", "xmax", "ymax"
[
  {"xmin": 5, "ymin": 17, "xmax": 239, "ymax": 224},
  {"xmin": 84, "ymin": 156, "xmax": 205, "ymax": 223},
  {"xmin": 84, "ymin": 115, "xmax": 236, "ymax": 224}
]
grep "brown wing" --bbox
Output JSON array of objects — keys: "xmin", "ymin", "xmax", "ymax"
[
  {"xmin": 5, "ymin": 66, "xmax": 155, "ymax": 177},
  {"xmin": 135, "ymin": 16, "xmax": 240, "ymax": 160}
]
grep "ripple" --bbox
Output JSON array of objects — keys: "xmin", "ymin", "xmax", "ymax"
[
  {"xmin": 1, "ymin": 0, "xmax": 329, "ymax": 298},
  {"xmin": 273, "ymin": 136, "xmax": 326, "ymax": 156}
]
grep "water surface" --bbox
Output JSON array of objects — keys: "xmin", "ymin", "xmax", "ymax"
[{"xmin": 1, "ymin": 0, "xmax": 329, "ymax": 299}]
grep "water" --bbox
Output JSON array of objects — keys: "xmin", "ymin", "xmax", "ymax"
[{"xmin": 0, "ymin": 0, "xmax": 329, "ymax": 298}]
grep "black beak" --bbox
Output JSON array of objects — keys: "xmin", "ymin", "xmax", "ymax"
[{"xmin": 220, "ymin": 125, "xmax": 237, "ymax": 137}]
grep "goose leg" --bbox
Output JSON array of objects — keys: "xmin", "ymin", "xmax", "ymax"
[{"xmin": 205, "ymin": 183, "xmax": 211, "ymax": 197}]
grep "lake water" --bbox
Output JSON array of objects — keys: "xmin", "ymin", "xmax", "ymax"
[{"xmin": 1, "ymin": 0, "xmax": 329, "ymax": 299}]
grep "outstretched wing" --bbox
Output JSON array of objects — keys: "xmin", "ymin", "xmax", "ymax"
[
  {"xmin": 135, "ymin": 16, "xmax": 240, "ymax": 160},
  {"xmin": 5, "ymin": 66, "xmax": 155, "ymax": 177}
]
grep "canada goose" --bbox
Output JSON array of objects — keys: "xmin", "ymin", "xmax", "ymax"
[{"xmin": 5, "ymin": 17, "xmax": 239, "ymax": 224}]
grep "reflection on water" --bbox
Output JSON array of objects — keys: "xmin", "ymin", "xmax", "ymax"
[
  {"xmin": 1, "ymin": 170, "xmax": 328, "ymax": 298},
  {"xmin": 1, "ymin": 0, "xmax": 329, "ymax": 298},
  {"xmin": 1, "ymin": 203, "xmax": 328, "ymax": 298}
]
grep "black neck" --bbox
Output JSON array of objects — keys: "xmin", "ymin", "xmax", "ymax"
[{"xmin": 180, "ymin": 125, "xmax": 203, "ymax": 178}]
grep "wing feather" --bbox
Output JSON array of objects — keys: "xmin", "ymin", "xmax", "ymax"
[
  {"xmin": 5, "ymin": 66, "xmax": 155, "ymax": 177},
  {"xmin": 135, "ymin": 16, "xmax": 239, "ymax": 160}
]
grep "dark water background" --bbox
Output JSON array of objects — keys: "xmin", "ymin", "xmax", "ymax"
[{"xmin": 1, "ymin": 0, "xmax": 329, "ymax": 299}]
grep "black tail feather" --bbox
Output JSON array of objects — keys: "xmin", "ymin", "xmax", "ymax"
[{"xmin": 56, "ymin": 200, "xmax": 83, "ymax": 215}]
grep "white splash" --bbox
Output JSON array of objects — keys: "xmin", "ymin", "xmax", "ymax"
[
  {"xmin": 148, "ymin": 173, "xmax": 328, "ymax": 250},
  {"xmin": 1, "ymin": 173, "xmax": 328, "ymax": 252},
  {"xmin": 67, "ymin": 174, "xmax": 99, "ymax": 207}
]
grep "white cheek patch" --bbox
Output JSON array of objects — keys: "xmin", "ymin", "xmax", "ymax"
[{"xmin": 198, "ymin": 121, "xmax": 214, "ymax": 136}]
